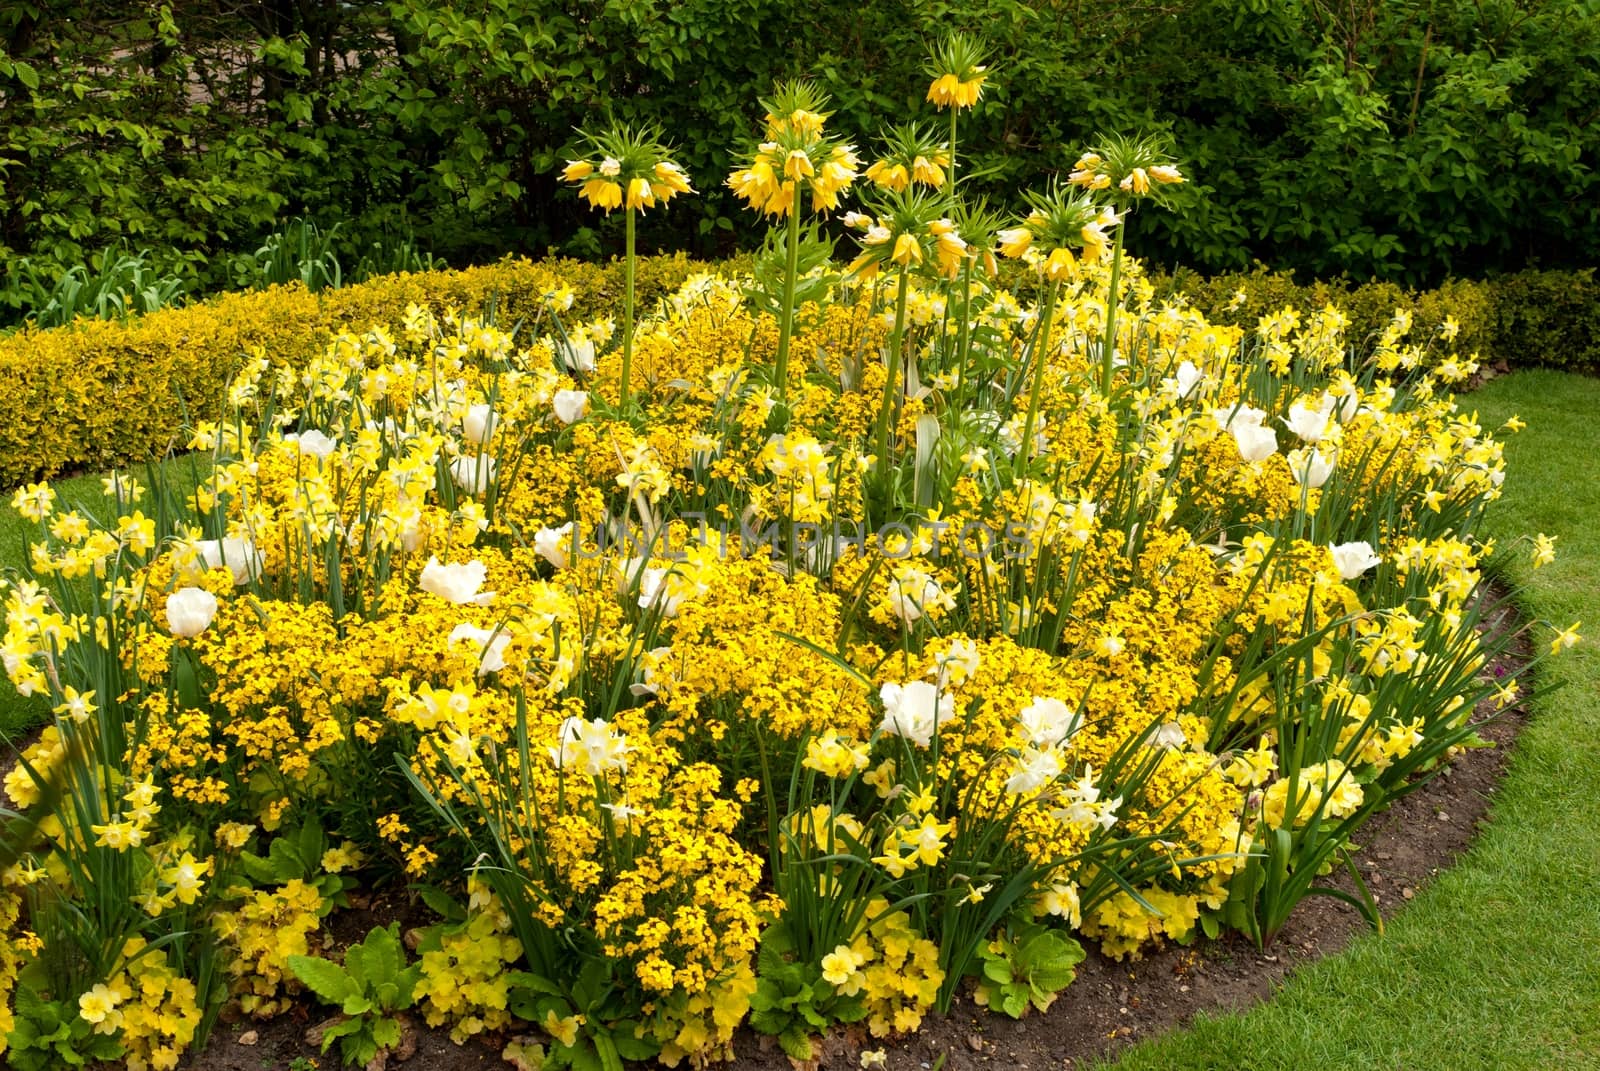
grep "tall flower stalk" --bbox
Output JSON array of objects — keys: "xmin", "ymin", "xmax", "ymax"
[
  {"xmin": 561, "ymin": 124, "xmax": 694, "ymax": 411},
  {"xmin": 1067, "ymin": 135, "xmax": 1186, "ymax": 394},
  {"xmin": 925, "ymin": 32, "xmax": 989, "ymax": 195},
  {"xmin": 846, "ymin": 187, "xmax": 968, "ymax": 500},
  {"xmin": 994, "ymin": 184, "xmax": 1118, "ymax": 471},
  {"xmin": 727, "ymin": 81, "xmax": 860, "ymax": 403}
]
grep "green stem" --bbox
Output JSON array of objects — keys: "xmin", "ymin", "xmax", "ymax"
[
  {"xmin": 1100, "ymin": 218, "xmax": 1126, "ymax": 395},
  {"xmin": 956, "ymin": 256, "xmax": 974, "ymax": 398},
  {"xmin": 948, "ymin": 107, "xmax": 959, "ymax": 195},
  {"xmin": 1017, "ymin": 282, "xmax": 1060, "ymax": 474},
  {"xmin": 873, "ymin": 268, "xmax": 914, "ymax": 493},
  {"xmin": 773, "ymin": 196, "xmax": 803, "ymax": 404},
  {"xmin": 621, "ymin": 206, "xmax": 637, "ymax": 410}
]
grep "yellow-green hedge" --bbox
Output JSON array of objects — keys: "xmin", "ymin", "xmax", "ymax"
[
  {"xmin": 1157, "ymin": 265, "xmax": 1600, "ymax": 379},
  {"xmin": 0, "ymin": 254, "xmax": 702, "ymax": 487}
]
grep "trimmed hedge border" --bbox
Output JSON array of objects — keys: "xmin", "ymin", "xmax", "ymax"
[
  {"xmin": 0, "ymin": 254, "xmax": 704, "ymax": 487},
  {"xmin": 1157, "ymin": 266, "xmax": 1600, "ymax": 381}
]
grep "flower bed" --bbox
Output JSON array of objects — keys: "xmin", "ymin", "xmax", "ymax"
[{"xmin": 0, "ymin": 74, "xmax": 1579, "ymax": 1071}]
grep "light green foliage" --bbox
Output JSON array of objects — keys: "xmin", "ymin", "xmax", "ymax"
[
  {"xmin": 747, "ymin": 923, "xmax": 868, "ymax": 1061},
  {"xmin": 286, "ymin": 923, "xmax": 421, "ymax": 1068},
  {"xmin": 3, "ymin": 986, "xmax": 124, "ymax": 1070},
  {"xmin": 972, "ymin": 922, "xmax": 1087, "ymax": 1018}
]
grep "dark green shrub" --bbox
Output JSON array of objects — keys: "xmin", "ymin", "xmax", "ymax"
[{"xmin": 1489, "ymin": 270, "xmax": 1600, "ymax": 375}]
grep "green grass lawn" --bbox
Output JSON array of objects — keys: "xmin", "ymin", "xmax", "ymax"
[{"xmin": 1096, "ymin": 368, "xmax": 1600, "ymax": 1071}]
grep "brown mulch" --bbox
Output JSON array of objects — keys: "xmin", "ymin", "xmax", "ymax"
[{"xmin": 169, "ymin": 587, "xmax": 1533, "ymax": 1070}]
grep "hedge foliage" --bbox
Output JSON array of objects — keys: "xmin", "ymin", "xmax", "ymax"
[
  {"xmin": 1162, "ymin": 267, "xmax": 1600, "ymax": 381},
  {"xmin": 0, "ymin": 254, "xmax": 700, "ymax": 487},
  {"xmin": 2, "ymin": 1, "xmax": 1598, "ymax": 291}
]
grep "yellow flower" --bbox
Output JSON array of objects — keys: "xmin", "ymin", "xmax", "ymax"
[
  {"xmin": 543, "ymin": 1009, "xmax": 584, "ymax": 1046},
  {"xmin": 10, "ymin": 482, "xmax": 53, "ymax": 521},
  {"xmin": 625, "ymin": 177, "xmax": 655, "ymax": 210},
  {"xmin": 561, "ymin": 159, "xmax": 594, "ymax": 182},
  {"xmin": 579, "ymin": 178, "xmax": 623, "ymax": 212},
  {"xmin": 91, "ymin": 819, "xmax": 144, "ymax": 850},
  {"xmin": 1551, "ymin": 622, "xmax": 1581, "ymax": 655},
  {"xmin": 1532, "ymin": 533, "xmax": 1556, "ymax": 568},
  {"xmin": 52, "ymin": 686, "xmax": 97, "ymax": 723},
  {"xmin": 866, "ymin": 159, "xmax": 910, "ymax": 192},
  {"xmin": 1119, "ymin": 167, "xmax": 1151, "ymax": 194},
  {"xmin": 891, "ymin": 233, "xmax": 922, "ymax": 266},
  {"xmin": 803, "ymin": 729, "xmax": 870, "ymax": 778},
  {"xmin": 78, "ymin": 982, "xmax": 126, "ymax": 1033},
  {"xmin": 996, "ymin": 227, "xmax": 1032, "ymax": 258},
  {"xmin": 926, "ymin": 69, "xmax": 987, "ymax": 109},
  {"xmin": 783, "ymin": 149, "xmax": 815, "ymax": 181},
  {"xmin": 820, "ymin": 944, "xmax": 865, "ymax": 986}
]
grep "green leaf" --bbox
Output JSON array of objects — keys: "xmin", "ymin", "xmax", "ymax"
[
  {"xmin": 416, "ymin": 885, "xmax": 464, "ymax": 921},
  {"xmin": 373, "ymin": 1018, "xmax": 402, "ymax": 1047},
  {"xmin": 286, "ymin": 955, "xmax": 361, "ymax": 1007},
  {"xmin": 778, "ymin": 1025, "xmax": 814, "ymax": 1061},
  {"xmin": 749, "ymin": 1003, "xmax": 792, "ymax": 1036},
  {"xmin": 609, "ymin": 1023, "xmax": 658, "ymax": 1062},
  {"xmin": 1016, "ymin": 931, "xmax": 1086, "ymax": 995},
  {"xmin": 982, "ymin": 958, "xmax": 1015, "ymax": 985}
]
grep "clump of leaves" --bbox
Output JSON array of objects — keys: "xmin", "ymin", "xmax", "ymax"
[
  {"xmin": 748, "ymin": 923, "xmax": 869, "ymax": 1061},
  {"xmin": 287, "ymin": 922, "xmax": 420, "ymax": 1068},
  {"xmin": 4, "ymin": 986, "xmax": 124, "ymax": 1070},
  {"xmin": 970, "ymin": 922, "xmax": 1086, "ymax": 1018}
]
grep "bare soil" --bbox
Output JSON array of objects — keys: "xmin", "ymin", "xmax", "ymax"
[{"xmin": 170, "ymin": 590, "xmax": 1535, "ymax": 1071}]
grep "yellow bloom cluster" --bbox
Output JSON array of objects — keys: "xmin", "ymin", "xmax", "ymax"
[{"xmin": 212, "ymin": 880, "xmax": 328, "ymax": 1018}]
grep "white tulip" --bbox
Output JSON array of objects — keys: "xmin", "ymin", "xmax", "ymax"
[
  {"xmin": 450, "ymin": 455, "xmax": 497, "ymax": 494},
  {"xmin": 1290, "ymin": 448, "xmax": 1336, "ymax": 489},
  {"xmin": 1151, "ymin": 722, "xmax": 1187, "ymax": 750},
  {"xmin": 533, "ymin": 523, "xmax": 573, "ymax": 570},
  {"xmin": 1232, "ymin": 422, "xmax": 1279, "ymax": 462},
  {"xmin": 562, "ymin": 338, "xmax": 596, "ymax": 374},
  {"xmin": 284, "ymin": 429, "xmax": 338, "ymax": 459},
  {"xmin": 553, "ymin": 390, "xmax": 589, "ymax": 425},
  {"xmin": 1171, "ymin": 360, "xmax": 1204, "ymax": 400},
  {"xmin": 166, "ymin": 586, "xmax": 218, "ymax": 638},
  {"xmin": 197, "ymin": 537, "xmax": 263, "ymax": 586},
  {"xmin": 1006, "ymin": 747, "xmax": 1064, "ymax": 795},
  {"xmin": 463, "ymin": 404, "xmax": 499, "ymax": 445},
  {"xmin": 1284, "ymin": 400, "xmax": 1331, "ymax": 443},
  {"xmin": 878, "ymin": 680, "xmax": 954, "ymax": 748},
  {"xmin": 1018, "ymin": 696, "xmax": 1080, "ymax": 748},
  {"xmin": 419, "ymin": 557, "xmax": 495, "ymax": 606},
  {"xmin": 1211, "ymin": 403, "xmax": 1267, "ymax": 434},
  {"xmin": 1330, "ymin": 541, "xmax": 1384, "ymax": 581},
  {"xmin": 448, "ymin": 622, "xmax": 512, "ymax": 675}
]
